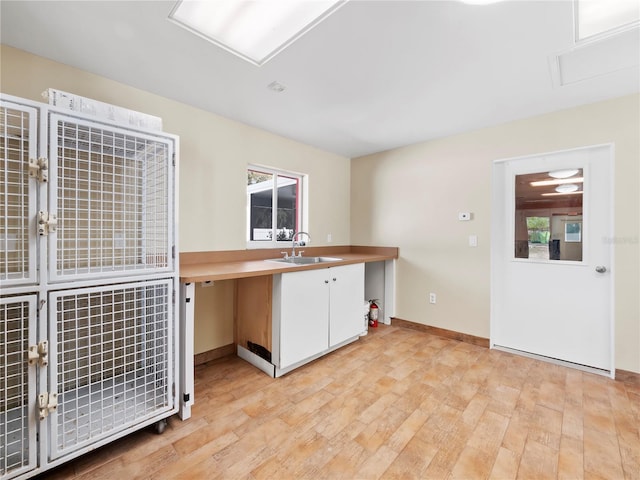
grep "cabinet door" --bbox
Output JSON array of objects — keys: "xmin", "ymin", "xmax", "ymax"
[
  {"xmin": 48, "ymin": 113, "xmax": 175, "ymax": 283},
  {"xmin": 48, "ymin": 280, "xmax": 174, "ymax": 460},
  {"xmin": 329, "ymin": 263, "xmax": 365, "ymax": 347},
  {"xmin": 0, "ymin": 295, "xmax": 38, "ymax": 479},
  {"xmin": 279, "ymin": 269, "xmax": 329, "ymax": 369},
  {"xmin": 0, "ymin": 100, "xmax": 39, "ymax": 288}
]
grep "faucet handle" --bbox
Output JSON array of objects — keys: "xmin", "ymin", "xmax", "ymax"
[
  {"xmin": 280, "ymin": 251, "xmax": 289, "ymax": 259},
  {"xmin": 297, "ymin": 251, "xmax": 304, "ymax": 257}
]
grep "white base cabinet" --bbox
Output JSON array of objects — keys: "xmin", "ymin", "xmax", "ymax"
[{"xmin": 272, "ymin": 263, "xmax": 364, "ymax": 374}]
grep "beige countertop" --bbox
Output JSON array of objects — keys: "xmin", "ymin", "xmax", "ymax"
[{"xmin": 180, "ymin": 246, "xmax": 398, "ymax": 283}]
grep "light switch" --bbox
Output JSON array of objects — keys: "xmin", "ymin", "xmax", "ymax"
[{"xmin": 469, "ymin": 235, "xmax": 478, "ymax": 247}]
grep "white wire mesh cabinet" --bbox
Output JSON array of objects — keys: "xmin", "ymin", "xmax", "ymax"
[{"xmin": 0, "ymin": 93, "xmax": 179, "ymax": 480}]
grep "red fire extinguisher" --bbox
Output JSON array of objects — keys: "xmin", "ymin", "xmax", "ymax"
[{"xmin": 369, "ymin": 300, "xmax": 379, "ymax": 328}]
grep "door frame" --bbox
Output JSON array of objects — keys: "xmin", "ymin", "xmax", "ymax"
[{"xmin": 490, "ymin": 143, "xmax": 615, "ymax": 378}]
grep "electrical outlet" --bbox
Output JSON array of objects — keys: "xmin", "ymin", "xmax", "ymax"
[{"xmin": 429, "ymin": 293, "xmax": 436, "ymax": 304}]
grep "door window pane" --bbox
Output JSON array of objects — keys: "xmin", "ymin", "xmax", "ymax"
[{"xmin": 514, "ymin": 168, "xmax": 583, "ymax": 261}]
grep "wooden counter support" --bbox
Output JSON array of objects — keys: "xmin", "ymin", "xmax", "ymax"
[{"xmin": 235, "ymin": 275, "xmax": 273, "ymax": 354}]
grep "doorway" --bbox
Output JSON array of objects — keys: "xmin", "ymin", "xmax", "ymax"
[{"xmin": 491, "ymin": 144, "xmax": 614, "ymax": 376}]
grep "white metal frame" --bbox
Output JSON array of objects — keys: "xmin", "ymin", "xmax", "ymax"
[
  {"xmin": 0, "ymin": 92, "xmax": 180, "ymax": 480},
  {"xmin": 47, "ymin": 112, "xmax": 175, "ymax": 283},
  {"xmin": 48, "ymin": 280, "xmax": 175, "ymax": 460}
]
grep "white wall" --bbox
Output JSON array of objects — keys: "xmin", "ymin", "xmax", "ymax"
[
  {"xmin": 0, "ymin": 45, "xmax": 351, "ymax": 253},
  {"xmin": 351, "ymin": 94, "xmax": 640, "ymax": 373}
]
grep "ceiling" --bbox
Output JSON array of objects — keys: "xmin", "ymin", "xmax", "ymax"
[
  {"xmin": 515, "ymin": 170, "xmax": 584, "ymax": 211},
  {"xmin": 1, "ymin": 0, "xmax": 638, "ymax": 158}
]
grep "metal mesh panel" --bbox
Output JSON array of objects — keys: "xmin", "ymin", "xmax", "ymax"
[
  {"xmin": 54, "ymin": 117, "xmax": 170, "ymax": 279},
  {"xmin": 53, "ymin": 281, "xmax": 171, "ymax": 457},
  {"xmin": 0, "ymin": 297, "xmax": 34, "ymax": 477},
  {"xmin": 0, "ymin": 105, "xmax": 32, "ymax": 284}
]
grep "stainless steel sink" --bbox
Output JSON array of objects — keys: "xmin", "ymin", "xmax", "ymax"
[{"xmin": 265, "ymin": 256, "xmax": 342, "ymax": 265}]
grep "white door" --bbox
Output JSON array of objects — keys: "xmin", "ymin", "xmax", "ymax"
[
  {"xmin": 491, "ymin": 144, "xmax": 613, "ymax": 375},
  {"xmin": 329, "ymin": 263, "xmax": 365, "ymax": 347}
]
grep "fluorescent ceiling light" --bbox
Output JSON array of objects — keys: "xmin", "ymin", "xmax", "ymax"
[
  {"xmin": 576, "ymin": 0, "xmax": 640, "ymax": 40},
  {"xmin": 541, "ymin": 191, "xmax": 584, "ymax": 196},
  {"xmin": 169, "ymin": 0, "xmax": 346, "ymax": 66},
  {"xmin": 530, "ymin": 177, "xmax": 584, "ymax": 187}
]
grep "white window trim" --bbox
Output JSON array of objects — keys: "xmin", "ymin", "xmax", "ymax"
[{"xmin": 247, "ymin": 164, "xmax": 308, "ymax": 249}]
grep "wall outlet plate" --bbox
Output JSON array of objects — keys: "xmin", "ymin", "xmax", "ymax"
[{"xmin": 458, "ymin": 212, "xmax": 472, "ymax": 221}]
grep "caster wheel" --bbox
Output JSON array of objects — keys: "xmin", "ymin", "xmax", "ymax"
[{"xmin": 153, "ymin": 419, "xmax": 167, "ymax": 434}]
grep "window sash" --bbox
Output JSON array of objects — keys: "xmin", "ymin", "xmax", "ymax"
[{"xmin": 247, "ymin": 166, "xmax": 303, "ymax": 248}]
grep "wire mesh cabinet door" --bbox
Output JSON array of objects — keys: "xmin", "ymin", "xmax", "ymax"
[
  {"xmin": 0, "ymin": 295, "xmax": 38, "ymax": 480},
  {"xmin": 47, "ymin": 280, "xmax": 175, "ymax": 461},
  {"xmin": 0, "ymin": 101, "xmax": 39, "ymax": 288},
  {"xmin": 47, "ymin": 113, "xmax": 175, "ymax": 283}
]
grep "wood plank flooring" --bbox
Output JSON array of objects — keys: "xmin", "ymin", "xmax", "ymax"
[{"xmin": 39, "ymin": 325, "xmax": 639, "ymax": 479}]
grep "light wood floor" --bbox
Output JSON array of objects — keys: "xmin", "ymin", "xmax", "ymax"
[{"xmin": 40, "ymin": 324, "xmax": 639, "ymax": 479}]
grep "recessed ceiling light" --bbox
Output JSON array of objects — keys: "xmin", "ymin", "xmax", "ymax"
[
  {"xmin": 168, "ymin": 0, "xmax": 346, "ymax": 66},
  {"xmin": 555, "ymin": 184, "xmax": 580, "ymax": 193},
  {"xmin": 548, "ymin": 169, "xmax": 580, "ymax": 178}
]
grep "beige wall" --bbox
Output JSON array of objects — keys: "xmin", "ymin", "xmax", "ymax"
[
  {"xmin": 3, "ymin": 46, "xmax": 639, "ymax": 372},
  {"xmin": 1, "ymin": 45, "xmax": 351, "ymax": 354},
  {"xmin": 351, "ymin": 94, "xmax": 640, "ymax": 373}
]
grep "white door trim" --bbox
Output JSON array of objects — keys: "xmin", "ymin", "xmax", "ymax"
[{"xmin": 490, "ymin": 143, "xmax": 615, "ymax": 378}]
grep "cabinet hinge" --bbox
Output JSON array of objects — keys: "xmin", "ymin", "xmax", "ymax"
[
  {"xmin": 28, "ymin": 157, "xmax": 49, "ymax": 183},
  {"xmin": 172, "ymin": 152, "xmax": 176, "ymax": 166},
  {"xmin": 38, "ymin": 211, "xmax": 58, "ymax": 236},
  {"xmin": 27, "ymin": 340, "xmax": 48, "ymax": 367},
  {"xmin": 38, "ymin": 392, "xmax": 58, "ymax": 420},
  {"xmin": 172, "ymin": 245, "xmax": 176, "ymax": 259}
]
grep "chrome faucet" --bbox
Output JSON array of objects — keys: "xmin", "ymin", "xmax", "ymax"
[{"xmin": 290, "ymin": 231, "xmax": 311, "ymax": 257}]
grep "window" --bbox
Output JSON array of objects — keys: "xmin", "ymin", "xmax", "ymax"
[
  {"xmin": 565, "ymin": 222, "xmax": 582, "ymax": 242},
  {"xmin": 247, "ymin": 166, "xmax": 304, "ymax": 247}
]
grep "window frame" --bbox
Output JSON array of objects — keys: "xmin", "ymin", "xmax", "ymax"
[
  {"xmin": 565, "ymin": 221, "xmax": 582, "ymax": 243},
  {"xmin": 246, "ymin": 164, "xmax": 307, "ymax": 249}
]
